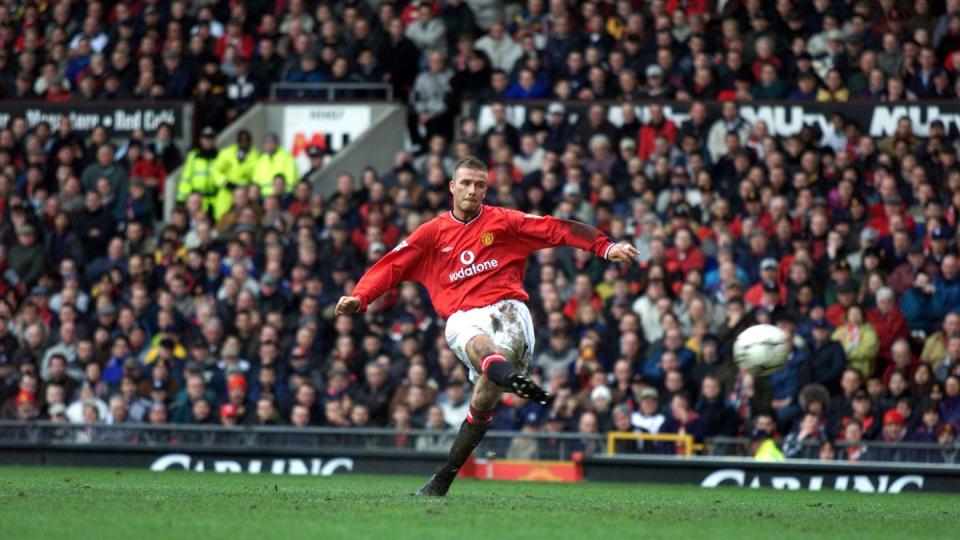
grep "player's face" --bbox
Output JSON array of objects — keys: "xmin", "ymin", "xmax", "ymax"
[{"xmin": 450, "ymin": 167, "xmax": 487, "ymax": 216}]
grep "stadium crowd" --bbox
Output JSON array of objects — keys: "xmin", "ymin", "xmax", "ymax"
[{"xmin": 2, "ymin": 1, "xmax": 960, "ymax": 463}]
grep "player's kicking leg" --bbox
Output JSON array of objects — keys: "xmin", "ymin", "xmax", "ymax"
[{"xmin": 414, "ymin": 334, "xmax": 549, "ymax": 497}]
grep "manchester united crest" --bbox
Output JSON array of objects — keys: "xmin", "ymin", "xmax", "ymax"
[{"xmin": 481, "ymin": 232, "xmax": 494, "ymax": 246}]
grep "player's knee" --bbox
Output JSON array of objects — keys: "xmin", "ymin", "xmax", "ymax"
[{"xmin": 466, "ymin": 335, "xmax": 498, "ymax": 361}]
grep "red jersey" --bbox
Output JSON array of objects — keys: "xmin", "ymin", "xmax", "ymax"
[{"xmin": 351, "ymin": 205, "xmax": 615, "ymax": 319}]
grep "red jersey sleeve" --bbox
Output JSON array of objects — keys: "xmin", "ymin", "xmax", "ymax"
[
  {"xmin": 507, "ymin": 211, "xmax": 614, "ymax": 259},
  {"xmin": 350, "ymin": 223, "xmax": 433, "ymax": 312}
]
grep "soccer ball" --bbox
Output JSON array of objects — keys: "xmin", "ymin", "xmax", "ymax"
[{"xmin": 733, "ymin": 324, "xmax": 790, "ymax": 376}]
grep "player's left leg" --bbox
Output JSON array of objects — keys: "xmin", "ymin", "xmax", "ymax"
[
  {"xmin": 414, "ymin": 371, "xmax": 502, "ymax": 496},
  {"xmin": 416, "ymin": 301, "xmax": 548, "ymax": 496}
]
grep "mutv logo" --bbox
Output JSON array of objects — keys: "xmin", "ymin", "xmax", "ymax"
[{"xmin": 290, "ymin": 132, "xmax": 353, "ymax": 157}]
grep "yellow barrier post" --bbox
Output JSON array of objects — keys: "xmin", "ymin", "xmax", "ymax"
[{"xmin": 606, "ymin": 432, "xmax": 696, "ymax": 457}]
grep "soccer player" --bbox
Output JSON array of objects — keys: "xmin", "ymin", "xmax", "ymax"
[{"xmin": 335, "ymin": 156, "xmax": 639, "ymax": 496}]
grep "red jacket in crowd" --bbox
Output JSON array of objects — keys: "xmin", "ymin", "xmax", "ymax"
[
  {"xmin": 867, "ymin": 306, "xmax": 910, "ymax": 363},
  {"xmin": 637, "ymin": 119, "xmax": 677, "ymax": 161}
]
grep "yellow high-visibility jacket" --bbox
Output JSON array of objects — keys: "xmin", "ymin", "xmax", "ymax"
[
  {"xmin": 211, "ymin": 144, "xmax": 260, "ymax": 218},
  {"xmin": 253, "ymin": 148, "xmax": 298, "ymax": 197},
  {"xmin": 177, "ymin": 148, "xmax": 218, "ymax": 211}
]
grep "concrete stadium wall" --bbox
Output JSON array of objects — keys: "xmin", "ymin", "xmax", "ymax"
[{"xmin": 302, "ymin": 104, "xmax": 407, "ymax": 194}]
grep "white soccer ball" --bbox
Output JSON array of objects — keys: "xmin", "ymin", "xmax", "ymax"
[{"xmin": 733, "ymin": 324, "xmax": 790, "ymax": 376}]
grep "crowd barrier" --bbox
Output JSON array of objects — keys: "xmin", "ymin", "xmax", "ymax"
[{"xmin": 2, "ymin": 423, "xmax": 957, "ymax": 493}]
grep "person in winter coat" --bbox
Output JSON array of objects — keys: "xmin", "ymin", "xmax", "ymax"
[
  {"xmin": 643, "ymin": 328, "xmax": 696, "ymax": 385},
  {"xmin": 901, "ymin": 272, "xmax": 942, "ymax": 334},
  {"xmin": 378, "ymin": 18, "xmax": 421, "ymax": 101},
  {"xmin": 808, "ymin": 319, "xmax": 847, "ymax": 394},
  {"xmin": 130, "ymin": 144, "xmax": 168, "ymax": 203},
  {"xmin": 212, "ymin": 130, "xmax": 259, "ymax": 219},
  {"xmin": 474, "ymin": 21, "xmax": 521, "ymax": 72},
  {"xmin": 933, "ymin": 254, "xmax": 960, "ymax": 317},
  {"xmin": 252, "ymin": 133, "xmax": 298, "ymax": 197},
  {"xmin": 832, "ymin": 305, "xmax": 880, "ymax": 377},
  {"xmin": 80, "ymin": 143, "xmax": 128, "ymax": 195},
  {"xmin": 706, "ymin": 101, "xmax": 752, "ymax": 163},
  {"xmin": 770, "ymin": 315, "xmax": 812, "ymax": 426},
  {"xmin": 409, "ymin": 51, "xmax": 454, "ymax": 142},
  {"xmin": 866, "ymin": 287, "xmax": 909, "ymax": 368},
  {"xmin": 405, "ymin": 2, "xmax": 447, "ymax": 53},
  {"xmin": 45, "ymin": 211, "xmax": 86, "ymax": 267},
  {"xmin": 637, "ymin": 104, "xmax": 678, "ymax": 161},
  {"xmin": 7, "ymin": 224, "xmax": 48, "ymax": 288},
  {"xmin": 921, "ymin": 311, "xmax": 960, "ymax": 369},
  {"xmin": 693, "ymin": 375, "xmax": 739, "ymax": 437}
]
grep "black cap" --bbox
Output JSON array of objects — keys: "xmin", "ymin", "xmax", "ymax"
[
  {"xmin": 307, "ymin": 145, "xmax": 323, "ymax": 158},
  {"xmin": 200, "ymin": 126, "xmax": 216, "ymax": 138},
  {"xmin": 762, "ymin": 281, "xmax": 779, "ymax": 293},
  {"xmin": 853, "ymin": 389, "xmax": 869, "ymax": 400}
]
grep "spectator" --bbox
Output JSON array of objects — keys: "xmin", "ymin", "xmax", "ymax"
[
  {"xmin": 832, "ymin": 305, "xmax": 880, "ymax": 377},
  {"xmin": 7, "ymin": 224, "xmax": 47, "ymax": 289},
  {"xmin": 212, "ymin": 130, "xmax": 259, "ymax": 219},
  {"xmin": 409, "ymin": 51, "xmax": 455, "ymax": 145},
  {"xmin": 253, "ymin": 133, "xmax": 298, "ymax": 197},
  {"xmin": 406, "ymin": 2, "xmax": 448, "ymax": 54},
  {"xmin": 694, "ymin": 376, "xmax": 738, "ymax": 437}
]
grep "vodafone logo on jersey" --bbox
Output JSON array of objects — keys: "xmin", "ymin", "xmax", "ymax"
[{"xmin": 450, "ymin": 250, "xmax": 499, "ymax": 282}]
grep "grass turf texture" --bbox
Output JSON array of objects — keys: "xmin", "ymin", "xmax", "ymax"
[{"xmin": 0, "ymin": 467, "xmax": 957, "ymax": 539}]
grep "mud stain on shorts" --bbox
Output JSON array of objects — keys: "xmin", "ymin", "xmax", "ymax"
[
  {"xmin": 490, "ymin": 313, "xmax": 503, "ymax": 333},
  {"xmin": 492, "ymin": 303, "xmax": 528, "ymax": 371}
]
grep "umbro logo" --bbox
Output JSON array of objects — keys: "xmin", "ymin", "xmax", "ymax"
[{"xmin": 441, "ymin": 246, "xmax": 454, "ymax": 253}]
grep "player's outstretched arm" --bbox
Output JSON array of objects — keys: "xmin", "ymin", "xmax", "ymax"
[
  {"xmin": 335, "ymin": 296, "xmax": 361, "ymax": 315},
  {"xmin": 510, "ymin": 211, "xmax": 639, "ymax": 264},
  {"xmin": 340, "ymin": 224, "xmax": 434, "ymax": 315}
]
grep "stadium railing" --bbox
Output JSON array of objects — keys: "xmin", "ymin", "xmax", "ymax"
[
  {"xmin": 0, "ymin": 421, "xmax": 605, "ymax": 461},
  {"xmin": 2, "ymin": 422, "xmax": 956, "ymax": 464},
  {"xmin": 706, "ymin": 436, "xmax": 960, "ymax": 464},
  {"xmin": 269, "ymin": 82, "xmax": 393, "ymax": 101}
]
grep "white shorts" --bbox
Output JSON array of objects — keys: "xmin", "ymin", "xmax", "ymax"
[{"xmin": 444, "ymin": 299, "xmax": 536, "ymax": 382}]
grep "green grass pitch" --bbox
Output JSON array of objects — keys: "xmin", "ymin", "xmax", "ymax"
[{"xmin": 0, "ymin": 466, "xmax": 956, "ymax": 539}]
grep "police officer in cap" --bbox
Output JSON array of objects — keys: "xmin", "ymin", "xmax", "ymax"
[
  {"xmin": 303, "ymin": 145, "xmax": 326, "ymax": 180},
  {"xmin": 177, "ymin": 126, "xmax": 220, "ymax": 214}
]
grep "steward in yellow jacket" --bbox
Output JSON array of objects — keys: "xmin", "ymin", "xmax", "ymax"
[
  {"xmin": 253, "ymin": 132, "xmax": 298, "ymax": 197},
  {"xmin": 212, "ymin": 129, "xmax": 259, "ymax": 219}
]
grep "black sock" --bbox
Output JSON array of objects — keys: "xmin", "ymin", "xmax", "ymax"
[
  {"xmin": 438, "ymin": 407, "xmax": 491, "ymax": 478},
  {"xmin": 481, "ymin": 353, "xmax": 517, "ymax": 387}
]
